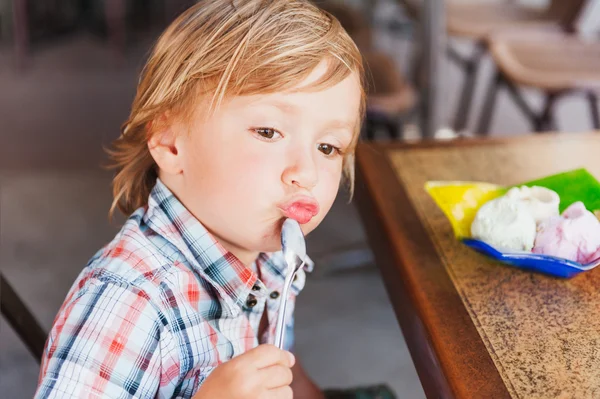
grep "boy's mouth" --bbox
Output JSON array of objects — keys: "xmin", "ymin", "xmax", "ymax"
[{"xmin": 278, "ymin": 197, "xmax": 320, "ymax": 224}]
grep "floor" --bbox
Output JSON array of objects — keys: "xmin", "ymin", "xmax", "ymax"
[{"xmin": 1, "ymin": 1, "xmax": 598, "ymax": 398}]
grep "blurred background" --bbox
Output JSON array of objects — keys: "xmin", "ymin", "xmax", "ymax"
[{"xmin": 1, "ymin": 0, "xmax": 599, "ymax": 398}]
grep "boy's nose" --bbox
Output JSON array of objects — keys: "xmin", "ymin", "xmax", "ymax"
[{"xmin": 282, "ymin": 149, "xmax": 319, "ymax": 190}]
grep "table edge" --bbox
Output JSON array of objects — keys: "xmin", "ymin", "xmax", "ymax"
[
  {"xmin": 354, "ymin": 142, "xmax": 512, "ymax": 399},
  {"xmin": 375, "ymin": 131, "xmax": 598, "ymax": 150}
]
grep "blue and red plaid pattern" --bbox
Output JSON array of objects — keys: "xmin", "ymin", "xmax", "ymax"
[{"xmin": 35, "ymin": 179, "xmax": 310, "ymax": 398}]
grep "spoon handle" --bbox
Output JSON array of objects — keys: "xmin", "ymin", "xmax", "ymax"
[{"xmin": 274, "ymin": 270, "xmax": 295, "ymax": 349}]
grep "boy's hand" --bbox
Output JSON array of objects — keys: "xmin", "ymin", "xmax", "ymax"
[{"xmin": 193, "ymin": 344, "xmax": 296, "ymax": 399}]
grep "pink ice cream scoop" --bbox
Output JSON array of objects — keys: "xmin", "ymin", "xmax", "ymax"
[{"xmin": 533, "ymin": 202, "xmax": 600, "ymax": 263}]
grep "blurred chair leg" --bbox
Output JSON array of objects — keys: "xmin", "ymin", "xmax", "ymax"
[
  {"xmin": 502, "ymin": 76, "xmax": 542, "ymax": 133},
  {"xmin": 105, "ymin": 0, "xmax": 126, "ymax": 64},
  {"xmin": 476, "ymin": 70, "xmax": 503, "ymax": 135},
  {"xmin": 384, "ymin": 117, "xmax": 402, "ymax": 140},
  {"xmin": 363, "ymin": 111, "xmax": 404, "ymax": 141},
  {"xmin": 588, "ymin": 92, "xmax": 600, "ymax": 130},
  {"xmin": 535, "ymin": 92, "xmax": 559, "ymax": 132},
  {"xmin": 450, "ymin": 43, "xmax": 486, "ymax": 133},
  {"xmin": 13, "ymin": 0, "xmax": 29, "ymax": 70},
  {"xmin": 1, "ymin": 273, "xmax": 47, "ymax": 363}
]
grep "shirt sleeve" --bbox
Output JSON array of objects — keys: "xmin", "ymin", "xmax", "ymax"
[{"xmin": 35, "ymin": 279, "xmax": 165, "ymax": 399}]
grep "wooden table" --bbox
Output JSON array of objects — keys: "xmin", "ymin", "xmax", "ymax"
[{"xmin": 355, "ymin": 134, "xmax": 600, "ymax": 399}]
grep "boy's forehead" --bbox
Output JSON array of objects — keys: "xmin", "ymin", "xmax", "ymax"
[
  {"xmin": 243, "ymin": 96, "xmax": 301, "ymax": 113},
  {"xmin": 237, "ymin": 72, "xmax": 360, "ymax": 114},
  {"xmin": 237, "ymin": 86, "xmax": 360, "ymax": 128}
]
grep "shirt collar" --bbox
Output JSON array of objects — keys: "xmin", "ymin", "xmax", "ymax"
[{"xmin": 142, "ymin": 179, "xmax": 311, "ymax": 314}]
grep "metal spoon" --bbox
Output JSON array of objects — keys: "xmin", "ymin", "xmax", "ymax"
[{"xmin": 274, "ymin": 218, "xmax": 306, "ymax": 349}]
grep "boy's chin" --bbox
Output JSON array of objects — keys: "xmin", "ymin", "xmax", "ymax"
[
  {"xmin": 254, "ymin": 236, "xmax": 283, "ymax": 254},
  {"xmin": 246, "ymin": 226, "xmax": 283, "ymax": 254}
]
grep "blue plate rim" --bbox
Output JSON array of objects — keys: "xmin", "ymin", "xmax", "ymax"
[{"xmin": 461, "ymin": 238, "xmax": 599, "ymax": 272}]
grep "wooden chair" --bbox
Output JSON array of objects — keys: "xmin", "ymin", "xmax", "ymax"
[
  {"xmin": 319, "ymin": 1, "xmax": 416, "ymax": 140},
  {"xmin": 397, "ymin": 0, "xmax": 587, "ymax": 133},
  {"xmin": 363, "ymin": 51, "xmax": 417, "ymax": 140},
  {"xmin": 1, "ymin": 273, "xmax": 47, "ymax": 363},
  {"xmin": 477, "ymin": 28, "xmax": 600, "ymax": 134}
]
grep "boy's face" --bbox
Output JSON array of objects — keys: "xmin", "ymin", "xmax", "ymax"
[{"xmin": 158, "ymin": 62, "xmax": 361, "ymax": 261}]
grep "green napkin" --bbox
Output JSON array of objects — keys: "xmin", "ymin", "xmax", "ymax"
[{"xmin": 516, "ymin": 168, "xmax": 600, "ymax": 213}]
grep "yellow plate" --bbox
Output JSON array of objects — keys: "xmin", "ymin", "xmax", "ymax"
[{"xmin": 424, "ymin": 182, "xmax": 506, "ymax": 238}]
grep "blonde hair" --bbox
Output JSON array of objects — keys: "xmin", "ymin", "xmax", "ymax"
[{"xmin": 108, "ymin": 0, "xmax": 365, "ymax": 217}]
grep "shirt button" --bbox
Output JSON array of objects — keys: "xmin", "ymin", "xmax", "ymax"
[
  {"xmin": 252, "ymin": 284, "xmax": 261, "ymax": 291},
  {"xmin": 246, "ymin": 294, "xmax": 258, "ymax": 308},
  {"xmin": 293, "ymin": 274, "xmax": 298, "ymax": 282},
  {"xmin": 270, "ymin": 291, "xmax": 280, "ymax": 299}
]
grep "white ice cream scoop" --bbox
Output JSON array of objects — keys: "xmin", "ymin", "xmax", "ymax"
[
  {"xmin": 505, "ymin": 186, "xmax": 560, "ymax": 224},
  {"xmin": 471, "ymin": 196, "xmax": 537, "ymax": 251}
]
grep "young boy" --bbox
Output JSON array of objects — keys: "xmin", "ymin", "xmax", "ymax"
[{"xmin": 36, "ymin": 0, "xmax": 365, "ymax": 397}]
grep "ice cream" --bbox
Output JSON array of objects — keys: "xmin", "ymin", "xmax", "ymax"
[
  {"xmin": 471, "ymin": 196, "xmax": 537, "ymax": 251},
  {"xmin": 505, "ymin": 186, "xmax": 560, "ymax": 224},
  {"xmin": 533, "ymin": 201, "xmax": 600, "ymax": 263},
  {"xmin": 470, "ymin": 185, "xmax": 561, "ymax": 251}
]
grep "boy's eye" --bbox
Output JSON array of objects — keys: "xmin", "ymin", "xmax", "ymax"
[
  {"xmin": 254, "ymin": 128, "xmax": 281, "ymax": 140},
  {"xmin": 317, "ymin": 143, "xmax": 339, "ymax": 156}
]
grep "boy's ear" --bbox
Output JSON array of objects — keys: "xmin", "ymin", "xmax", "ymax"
[{"xmin": 147, "ymin": 121, "xmax": 183, "ymax": 176}]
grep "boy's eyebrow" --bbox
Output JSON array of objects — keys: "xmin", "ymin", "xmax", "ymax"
[
  {"xmin": 268, "ymin": 100, "xmax": 300, "ymax": 114},
  {"xmin": 324, "ymin": 119, "xmax": 356, "ymax": 132},
  {"xmin": 256, "ymin": 100, "xmax": 356, "ymax": 132},
  {"xmin": 247, "ymin": 100, "xmax": 301, "ymax": 115}
]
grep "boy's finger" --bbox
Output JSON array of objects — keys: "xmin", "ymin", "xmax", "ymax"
[
  {"xmin": 264, "ymin": 385, "xmax": 293, "ymax": 399},
  {"xmin": 247, "ymin": 344, "xmax": 295, "ymax": 369},
  {"xmin": 260, "ymin": 364, "xmax": 293, "ymax": 389}
]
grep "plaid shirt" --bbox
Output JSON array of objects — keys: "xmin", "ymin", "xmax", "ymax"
[{"xmin": 36, "ymin": 179, "xmax": 311, "ymax": 398}]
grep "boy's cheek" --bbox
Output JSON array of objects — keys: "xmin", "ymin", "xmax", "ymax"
[{"xmin": 319, "ymin": 166, "xmax": 344, "ymax": 200}]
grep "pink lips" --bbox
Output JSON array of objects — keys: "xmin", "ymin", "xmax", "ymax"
[{"xmin": 279, "ymin": 197, "xmax": 320, "ymax": 224}]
